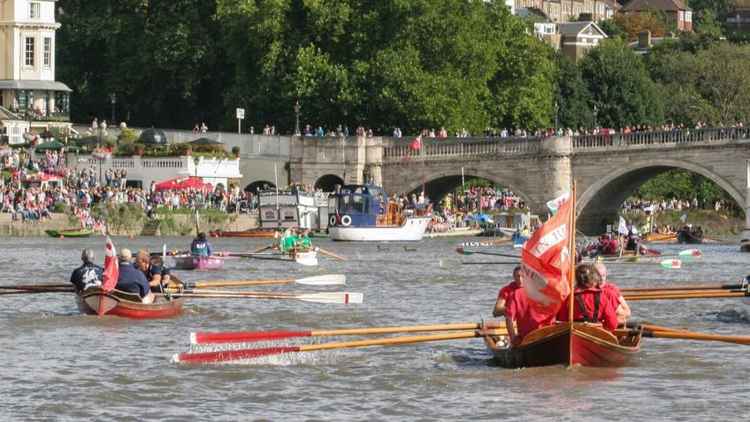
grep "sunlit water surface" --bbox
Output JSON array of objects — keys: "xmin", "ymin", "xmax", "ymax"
[{"xmin": 1, "ymin": 237, "xmax": 748, "ymax": 420}]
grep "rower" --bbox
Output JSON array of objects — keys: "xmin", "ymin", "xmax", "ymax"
[
  {"xmin": 69, "ymin": 248, "xmax": 103, "ymax": 292},
  {"xmin": 297, "ymin": 229, "xmax": 312, "ymax": 251},
  {"xmin": 115, "ymin": 248, "xmax": 155, "ymax": 304},
  {"xmin": 504, "ymin": 268, "xmax": 556, "ymax": 346},
  {"xmin": 557, "ymin": 264, "xmax": 618, "ymax": 332},
  {"xmin": 190, "ymin": 232, "xmax": 213, "ymax": 257},
  {"xmin": 279, "ymin": 228, "xmax": 298, "ymax": 253},
  {"xmin": 492, "ymin": 266, "xmax": 522, "ymax": 317},
  {"xmin": 593, "ymin": 262, "xmax": 631, "ymax": 325},
  {"xmin": 135, "ymin": 250, "xmax": 174, "ymax": 293}
]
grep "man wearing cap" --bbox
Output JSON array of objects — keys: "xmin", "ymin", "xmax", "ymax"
[
  {"xmin": 116, "ymin": 248, "xmax": 154, "ymax": 303},
  {"xmin": 70, "ymin": 249, "xmax": 103, "ymax": 292}
]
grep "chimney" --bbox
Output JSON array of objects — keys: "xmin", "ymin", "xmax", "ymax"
[{"xmin": 638, "ymin": 31, "xmax": 652, "ymax": 48}]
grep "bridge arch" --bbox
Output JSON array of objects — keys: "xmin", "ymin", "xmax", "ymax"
[
  {"xmin": 314, "ymin": 174, "xmax": 345, "ymax": 192},
  {"xmin": 577, "ymin": 159, "xmax": 745, "ymax": 234},
  {"xmin": 244, "ymin": 180, "xmax": 276, "ymax": 193},
  {"xmin": 400, "ymin": 173, "xmax": 534, "ymax": 209}
]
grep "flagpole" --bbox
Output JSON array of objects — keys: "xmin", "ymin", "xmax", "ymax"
[{"xmin": 568, "ymin": 181, "xmax": 577, "ymax": 367}]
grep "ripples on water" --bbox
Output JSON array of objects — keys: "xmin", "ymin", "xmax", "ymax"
[{"xmin": 1, "ymin": 237, "xmax": 749, "ymax": 420}]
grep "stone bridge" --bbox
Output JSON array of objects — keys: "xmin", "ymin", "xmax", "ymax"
[{"xmin": 288, "ymin": 128, "xmax": 750, "ymax": 234}]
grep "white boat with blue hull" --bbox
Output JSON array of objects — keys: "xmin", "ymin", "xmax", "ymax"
[{"xmin": 328, "ymin": 184, "xmax": 431, "ymax": 242}]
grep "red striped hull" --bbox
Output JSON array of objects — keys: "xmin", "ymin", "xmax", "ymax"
[
  {"xmin": 486, "ymin": 323, "xmax": 641, "ymax": 368},
  {"xmin": 77, "ymin": 288, "xmax": 184, "ymax": 319}
]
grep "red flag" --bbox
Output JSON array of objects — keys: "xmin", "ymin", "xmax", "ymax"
[
  {"xmin": 101, "ymin": 236, "xmax": 119, "ymax": 292},
  {"xmin": 410, "ymin": 135, "xmax": 422, "ymax": 150},
  {"xmin": 520, "ymin": 194, "xmax": 573, "ymax": 319}
]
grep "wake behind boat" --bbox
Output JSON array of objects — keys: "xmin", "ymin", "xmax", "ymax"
[{"xmin": 328, "ymin": 184, "xmax": 430, "ymax": 241}]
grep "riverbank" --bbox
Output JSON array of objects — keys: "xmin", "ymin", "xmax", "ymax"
[
  {"xmin": 623, "ymin": 209, "xmax": 744, "ymax": 240},
  {"xmin": 0, "ymin": 210, "xmax": 259, "ymax": 237}
]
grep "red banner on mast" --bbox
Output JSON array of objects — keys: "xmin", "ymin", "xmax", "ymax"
[
  {"xmin": 520, "ymin": 194, "xmax": 573, "ymax": 318},
  {"xmin": 101, "ymin": 236, "xmax": 119, "ymax": 292}
]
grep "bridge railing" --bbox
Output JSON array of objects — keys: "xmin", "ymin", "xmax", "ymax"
[
  {"xmin": 382, "ymin": 136, "xmax": 545, "ymax": 162},
  {"xmin": 572, "ymin": 127, "xmax": 750, "ymax": 150}
]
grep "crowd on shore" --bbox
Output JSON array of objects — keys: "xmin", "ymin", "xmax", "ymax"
[
  {"xmin": 426, "ymin": 187, "xmax": 526, "ymax": 231},
  {"xmin": 622, "ymin": 198, "xmax": 735, "ymax": 214},
  {"xmin": 0, "ymin": 148, "xmax": 256, "ymax": 225}
]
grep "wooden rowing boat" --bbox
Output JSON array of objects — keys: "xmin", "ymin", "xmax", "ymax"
[
  {"xmin": 45, "ymin": 228, "xmax": 94, "ymax": 238},
  {"xmin": 76, "ymin": 287, "xmax": 184, "ymax": 319},
  {"xmin": 209, "ymin": 228, "xmax": 278, "ymax": 238},
  {"xmin": 172, "ymin": 255, "xmax": 224, "ymax": 270},
  {"xmin": 485, "ymin": 322, "xmax": 641, "ymax": 368}
]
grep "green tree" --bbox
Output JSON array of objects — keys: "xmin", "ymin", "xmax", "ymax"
[
  {"xmin": 579, "ymin": 39, "xmax": 663, "ymax": 128},
  {"xmin": 556, "ymin": 56, "xmax": 594, "ymax": 130}
]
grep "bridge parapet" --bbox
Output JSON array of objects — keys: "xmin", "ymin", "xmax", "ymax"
[
  {"xmin": 572, "ymin": 127, "xmax": 750, "ymax": 151},
  {"xmin": 382, "ymin": 136, "xmax": 546, "ymax": 163}
]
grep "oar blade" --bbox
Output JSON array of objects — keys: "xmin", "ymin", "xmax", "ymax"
[
  {"xmin": 660, "ymin": 259, "xmax": 682, "ymax": 269},
  {"xmin": 297, "ymin": 292, "xmax": 364, "ymax": 304},
  {"xmin": 679, "ymin": 249, "xmax": 702, "ymax": 258},
  {"xmin": 191, "ymin": 330, "xmax": 310, "ymax": 345},
  {"xmin": 172, "ymin": 346, "xmax": 300, "ymax": 364},
  {"xmin": 296, "ymin": 274, "xmax": 346, "ymax": 286}
]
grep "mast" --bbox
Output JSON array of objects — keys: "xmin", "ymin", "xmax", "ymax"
[{"xmin": 568, "ymin": 181, "xmax": 577, "ymax": 366}]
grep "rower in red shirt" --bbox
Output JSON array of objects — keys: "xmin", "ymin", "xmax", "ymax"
[
  {"xmin": 492, "ymin": 266, "xmax": 522, "ymax": 317},
  {"xmin": 557, "ymin": 264, "xmax": 619, "ymax": 332},
  {"xmin": 505, "ymin": 285, "xmax": 556, "ymax": 346},
  {"xmin": 593, "ymin": 262, "xmax": 630, "ymax": 325}
]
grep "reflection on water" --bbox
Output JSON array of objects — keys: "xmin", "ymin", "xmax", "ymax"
[{"xmin": 0, "ymin": 237, "xmax": 748, "ymax": 420}]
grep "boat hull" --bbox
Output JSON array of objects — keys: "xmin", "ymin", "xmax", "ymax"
[
  {"xmin": 487, "ymin": 323, "xmax": 641, "ymax": 368},
  {"xmin": 677, "ymin": 229, "xmax": 703, "ymax": 244},
  {"xmin": 172, "ymin": 255, "xmax": 224, "ymax": 270},
  {"xmin": 46, "ymin": 229, "xmax": 93, "ymax": 238},
  {"xmin": 76, "ymin": 288, "xmax": 184, "ymax": 319},
  {"xmin": 424, "ymin": 227, "xmax": 482, "ymax": 238},
  {"xmin": 329, "ymin": 217, "xmax": 430, "ymax": 241}
]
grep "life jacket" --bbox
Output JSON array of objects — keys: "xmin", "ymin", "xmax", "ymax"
[
  {"xmin": 191, "ymin": 240, "xmax": 209, "ymax": 256},
  {"xmin": 575, "ymin": 291, "xmax": 601, "ymax": 324}
]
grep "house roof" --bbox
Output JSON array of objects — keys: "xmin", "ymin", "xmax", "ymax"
[
  {"xmin": 0, "ymin": 80, "xmax": 72, "ymax": 92},
  {"xmin": 622, "ymin": 0, "xmax": 690, "ymax": 12},
  {"xmin": 558, "ymin": 21, "xmax": 607, "ymax": 37}
]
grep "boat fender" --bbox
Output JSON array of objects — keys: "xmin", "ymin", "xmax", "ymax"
[
  {"xmin": 341, "ymin": 215, "xmax": 352, "ymax": 226},
  {"xmin": 329, "ymin": 215, "xmax": 338, "ymax": 226}
]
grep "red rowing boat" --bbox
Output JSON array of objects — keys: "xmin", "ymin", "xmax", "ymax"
[
  {"xmin": 485, "ymin": 322, "xmax": 641, "ymax": 368},
  {"xmin": 76, "ymin": 287, "xmax": 184, "ymax": 319}
]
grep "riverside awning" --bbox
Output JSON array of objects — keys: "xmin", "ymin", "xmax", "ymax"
[{"xmin": 0, "ymin": 80, "xmax": 73, "ymax": 92}]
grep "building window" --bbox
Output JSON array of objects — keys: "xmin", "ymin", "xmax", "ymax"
[
  {"xmin": 29, "ymin": 2, "xmax": 40, "ymax": 19},
  {"xmin": 25, "ymin": 37, "xmax": 35, "ymax": 66},
  {"xmin": 43, "ymin": 37, "xmax": 51, "ymax": 67}
]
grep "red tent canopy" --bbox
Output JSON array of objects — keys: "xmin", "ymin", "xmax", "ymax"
[{"xmin": 154, "ymin": 176, "xmax": 212, "ymax": 192}]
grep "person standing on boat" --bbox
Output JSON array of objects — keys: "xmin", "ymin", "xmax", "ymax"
[
  {"xmin": 190, "ymin": 232, "xmax": 213, "ymax": 257},
  {"xmin": 593, "ymin": 262, "xmax": 630, "ymax": 325},
  {"xmin": 493, "ymin": 266, "xmax": 522, "ymax": 317},
  {"xmin": 135, "ymin": 250, "xmax": 174, "ymax": 293},
  {"xmin": 70, "ymin": 249, "xmax": 103, "ymax": 292},
  {"xmin": 115, "ymin": 248, "xmax": 154, "ymax": 303},
  {"xmin": 557, "ymin": 264, "xmax": 618, "ymax": 332}
]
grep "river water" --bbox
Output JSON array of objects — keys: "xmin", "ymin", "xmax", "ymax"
[{"xmin": 1, "ymin": 237, "xmax": 748, "ymax": 421}]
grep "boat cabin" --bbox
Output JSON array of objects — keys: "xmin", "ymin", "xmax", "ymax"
[{"xmin": 330, "ymin": 184, "xmax": 389, "ymax": 227}]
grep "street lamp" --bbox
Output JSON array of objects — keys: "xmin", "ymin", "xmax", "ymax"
[
  {"xmin": 109, "ymin": 93, "xmax": 117, "ymax": 124},
  {"xmin": 593, "ymin": 104, "xmax": 599, "ymax": 128},
  {"xmin": 554, "ymin": 100, "xmax": 559, "ymax": 130},
  {"xmin": 97, "ymin": 122, "xmax": 104, "ymax": 185},
  {"xmin": 294, "ymin": 100, "xmax": 301, "ymax": 136}
]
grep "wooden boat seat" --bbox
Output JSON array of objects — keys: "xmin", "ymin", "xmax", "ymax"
[{"xmin": 574, "ymin": 323, "xmax": 620, "ymax": 344}]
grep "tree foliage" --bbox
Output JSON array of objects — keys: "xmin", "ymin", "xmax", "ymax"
[
  {"xmin": 579, "ymin": 39, "xmax": 663, "ymax": 128},
  {"xmin": 58, "ymin": 0, "xmax": 556, "ymax": 133}
]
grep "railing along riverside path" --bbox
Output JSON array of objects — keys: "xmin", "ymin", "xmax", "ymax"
[{"xmin": 382, "ymin": 136, "xmax": 545, "ymax": 162}]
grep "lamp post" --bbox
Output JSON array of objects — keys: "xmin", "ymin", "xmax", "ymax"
[
  {"xmin": 593, "ymin": 104, "xmax": 599, "ymax": 128},
  {"xmin": 97, "ymin": 122, "xmax": 104, "ymax": 185},
  {"xmin": 294, "ymin": 100, "xmax": 301, "ymax": 136},
  {"xmin": 109, "ymin": 93, "xmax": 117, "ymax": 124},
  {"xmin": 554, "ymin": 100, "xmax": 559, "ymax": 130}
]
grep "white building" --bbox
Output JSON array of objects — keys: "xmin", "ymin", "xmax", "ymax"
[{"xmin": 0, "ymin": 0, "xmax": 72, "ymax": 144}]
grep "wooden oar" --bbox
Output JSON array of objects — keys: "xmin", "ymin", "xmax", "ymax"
[
  {"xmin": 317, "ymin": 247, "xmax": 347, "ymax": 261},
  {"xmin": 618, "ymin": 327, "xmax": 750, "ymax": 346},
  {"xmin": 0, "ymin": 288, "xmax": 75, "ymax": 295},
  {"xmin": 455, "ymin": 247, "xmax": 520, "ymax": 259},
  {"xmin": 624, "ymin": 291, "xmax": 747, "ymax": 301},
  {"xmin": 0, "ymin": 284, "xmax": 70, "ymax": 290},
  {"xmin": 252, "ymin": 245, "xmax": 273, "ymax": 254},
  {"xmin": 621, "ymin": 283, "xmax": 746, "ymax": 293},
  {"xmin": 165, "ymin": 290, "xmax": 363, "ymax": 304},
  {"xmin": 173, "ymin": 329, "xmax": 506, "ymax": 364},
  {"xmin": 461, "ymin": 261, "xmax": 519, "ymax": 265},
  {"xmin": 188, "ymin": 274, "xmax": 346, "ymax": 288},
  {"xmin": 191, "ymin": 322, "xmax": 501, "ymax": 344}
]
